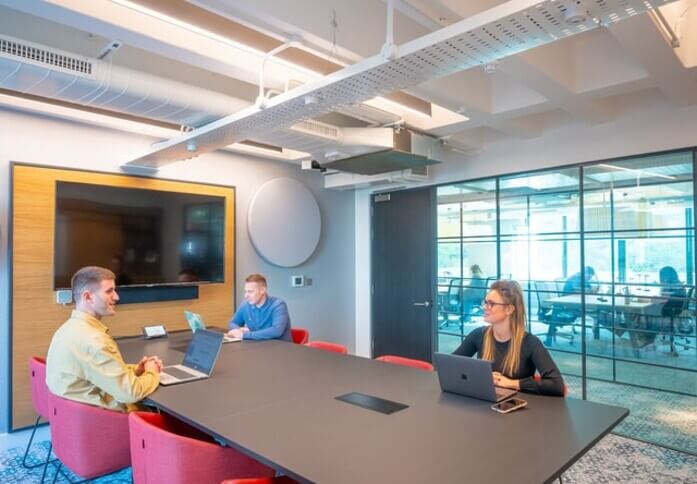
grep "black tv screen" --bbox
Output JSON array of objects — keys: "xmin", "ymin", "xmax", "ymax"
[{"xmin": 54, "ymin": 181, "xmax": 225, "ymax": 289}]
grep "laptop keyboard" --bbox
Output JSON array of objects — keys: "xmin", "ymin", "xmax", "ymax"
[{"xmin": 164, "ymin": 367, "xmax": 198, "ymax": 380}]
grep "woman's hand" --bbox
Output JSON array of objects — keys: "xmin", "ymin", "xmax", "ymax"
[{"xmin": 493, "ymin": 371, "xmax": 520, "ymax": 390}]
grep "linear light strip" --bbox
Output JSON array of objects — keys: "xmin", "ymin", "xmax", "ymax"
[
  {"xmin": 596, "ymin": 163, "xmax": 677, "ymax": 180},
  {"xmin": 0, "ymin": 93, "xmax": 304, "ymax": 161},
  {"xmin": 111, "ymin": 0, "xmax": 324, "ymax": 78},
  {"xmin": 109, "ymin": 0, "xmax": 431, "ymax": 118}
]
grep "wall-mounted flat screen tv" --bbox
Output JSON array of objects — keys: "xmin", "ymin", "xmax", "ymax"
[{"xmin": 54, "ymin": 181, "xmax": 225, "ymax": 289}]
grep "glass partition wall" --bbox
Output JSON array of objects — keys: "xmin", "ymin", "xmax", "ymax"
[
  {"xmin": 437, "ymin": 180, "xmax": 497, "ymax": 350},
  {"xmin": 436, "ymin": 150, "xmax": 697, "ymax": 454}
]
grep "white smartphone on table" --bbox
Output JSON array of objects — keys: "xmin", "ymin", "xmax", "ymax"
[{"xmin": 491, "ymin": 397, "xmax": 528, "ymax": 414}]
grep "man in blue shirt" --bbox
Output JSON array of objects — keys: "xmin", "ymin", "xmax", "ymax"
[
  {"xmin": 227, "ymin": 273, "xmax": 292, "ymax": 341},
  {"xmin": 563, "ymin": 266, "xmax": 599, "ymax": 294}
]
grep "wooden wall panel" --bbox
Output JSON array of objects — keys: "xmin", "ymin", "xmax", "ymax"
[{"xmin": 11, "ymin": 164, "xmax": 235, "ymax": 429}]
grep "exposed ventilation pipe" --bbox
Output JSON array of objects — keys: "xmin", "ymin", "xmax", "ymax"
[{"xmin": 0, "ymin": 34, "xmax": 249, "ymax": 127}]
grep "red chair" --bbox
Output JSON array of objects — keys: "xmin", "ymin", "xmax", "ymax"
[
  {"xmin": 129, "ymin": 411, "xmax": 275, "ymax": 484},
  {"xmin": 43, "ymin": 391, "xmax": 131, "ymax": 482},
  {"xmin": 290, "ymin": 328, "xmax": 310, "ymax": 345},
  {"xmin": 533, "ymin": 373, "xmax": 569, "ymax": 397},
  {"xmin": 221, "ymin": 478, "xmax": 297, "ymax": 484},
  {"xmin": 305, "ymin": 341, "xmax": 348, "ymax": 354},
  {"xmin": 24, "ymin": 357, "xmax": 51, "ymax": 469},
  {"xmin": 376, "ymin": 355, "xmax": 434, "ymax": 372}
]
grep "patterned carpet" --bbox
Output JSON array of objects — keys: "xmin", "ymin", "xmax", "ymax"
[
  {"xmin": 563, "ymin": 434, "xmax": 696, "ymax": 484},
  {"xmin": 563, "ymin": 375, "xmax": 697, "ymax": 454},
  {"xmin": 1, "ymin": 435, "xmax": 695, "ymax": 483}
]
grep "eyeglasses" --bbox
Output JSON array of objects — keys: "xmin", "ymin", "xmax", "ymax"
[{"xmin": 481, "ymin": 299, "xmax": 509, "ymax": 309}]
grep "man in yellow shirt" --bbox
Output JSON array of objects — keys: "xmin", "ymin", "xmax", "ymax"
[{"xmin": 46, "ymin": 266, "xmax": 162, "ymax": 411}]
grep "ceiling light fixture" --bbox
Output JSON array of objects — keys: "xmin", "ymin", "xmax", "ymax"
[
  {"xmin": 110, "ymin": 0, "xmax": 321, "ymax": 77},
  {"xmin": 371, "ymin": 96, "xmax": 431, "ymax": 118},
  {"xmin": 596, "ymin": 163, "xmax": 677, "ymax": 180},
  {"xmin": 0, "ymin": 93, "xmax": 304, "ymax": 162}
]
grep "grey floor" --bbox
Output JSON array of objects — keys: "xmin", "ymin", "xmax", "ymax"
[{"xmin": 439, "ymin": 320, "xmax": 697, "ymax": 455}]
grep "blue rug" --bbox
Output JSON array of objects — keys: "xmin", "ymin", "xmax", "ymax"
[
  {"xmin": 0, "ymin": 441, "xmax": 131, "ymax": 483},
  {"xmin": 2, "ymin": 435, "xmax": 695, "ymax": 483}
]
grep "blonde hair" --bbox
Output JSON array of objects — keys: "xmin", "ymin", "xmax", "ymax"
[
  {"xmin": 480, "ymin": 279, "xmax": 527, "ymax": 377},
  {"xmin": 245, "ymin": 273, "xmax": 267, "ymax": 287}
]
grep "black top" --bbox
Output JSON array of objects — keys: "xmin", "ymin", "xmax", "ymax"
[{"xmin": 453, "ymin": 326, "xmax": 565, "ymax": 396}]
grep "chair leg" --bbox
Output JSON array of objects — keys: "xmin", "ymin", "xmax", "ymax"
[
  {"xmin": 21, "ymin": 415, "xmax": 41, "ymax": 468},
  {"xmin": 669, "ymin": 318, "xmax": 678, "ymax": 355},
  {"xmin": 52, "ymin": 462, "xmax": 62, "ymax": 484},
  {"xmin": 40, "ymin": 441, "xmax": 53, "ymax": 484}
]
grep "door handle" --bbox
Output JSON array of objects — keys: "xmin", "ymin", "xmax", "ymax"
[{"xmin": 413, "ymin": 301, "xmax": 431, "ymax": 307}]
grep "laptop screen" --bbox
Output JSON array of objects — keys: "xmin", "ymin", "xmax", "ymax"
[
  {"xmin": 182, "ymin": 329, "xmax": 224, "ymax": 374},
  {"xmin": 184, "ymin": 310, "xmax": 206, "ymax": 332}
]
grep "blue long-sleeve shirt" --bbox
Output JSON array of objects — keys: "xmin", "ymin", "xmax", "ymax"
[{"xmin": 228, "ymin": 296, "xmax": 292, "ymax": 341}]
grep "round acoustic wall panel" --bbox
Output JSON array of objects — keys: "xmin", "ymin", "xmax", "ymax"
[{"xmin": 247, "ymin": 177, "xmax": 321, "ymax": 267}]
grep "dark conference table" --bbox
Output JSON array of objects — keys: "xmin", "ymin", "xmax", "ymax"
[{"xmin": 118, "ymin": 331, "xmax": 628, "ymax": 484}]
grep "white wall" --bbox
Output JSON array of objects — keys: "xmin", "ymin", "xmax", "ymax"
[
  {"xmin": 355, "ymin": 97, "xmax": 697, "ymax": 358},
  {"xmin": 0, "ymin": 107, "xmax": 356, "ymax": 432},
  {"xmin": 354, "ymin": 189, "xmax": 372, "ymax": 357}
]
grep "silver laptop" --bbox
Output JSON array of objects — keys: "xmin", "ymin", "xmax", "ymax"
[
  {"xmin": 159, "ymin": 329, "xmax": 224, "ymax": 386},
  {"xmin": 434, "ymin": 353, "xmax": 517, "ymax": 403},
  {"xmin": 184, "ymin": 310, "xmax": 241, "ymax": 343}
]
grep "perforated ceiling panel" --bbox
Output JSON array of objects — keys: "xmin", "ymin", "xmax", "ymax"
[{"xmin": 125, "ymin": 0, "xmax": 676, "ymax": 168}]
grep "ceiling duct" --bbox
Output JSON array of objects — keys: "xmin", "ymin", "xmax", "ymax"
[
  {"xmin": 246, "ymin": 120, "xmax": 395, "ymax": 164},
  {"xmin": 0, "ymin": 34, "xmax": 248, "ymax": 127},
  {"xmin": 323, "ymin": 129, "xmax": 442, "ymax": 175},
  {"xmin": 323, "ymin": 165, "xmax": 429, "ymax": 190}
]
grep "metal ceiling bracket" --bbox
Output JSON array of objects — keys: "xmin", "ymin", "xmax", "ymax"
[
  {"xmin": 381, "ymin": 0, "xmax": 399, "ymax": 59},
  {"xmin": 256, "ymin": 35, "xmax": 303, "ymax": 109}
]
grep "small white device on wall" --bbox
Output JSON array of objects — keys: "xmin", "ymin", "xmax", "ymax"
[{"xmin": 247, "ymin": 178, "xmax": 321, "ymax": 267}]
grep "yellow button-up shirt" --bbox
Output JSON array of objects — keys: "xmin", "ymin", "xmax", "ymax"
[{"xmin": 46, "ymin": 310, "xmax": 159, "ymax": 412}]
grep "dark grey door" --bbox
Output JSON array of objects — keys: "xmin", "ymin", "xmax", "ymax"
[{"xmin": 371, "ymin": 187, "xmax": 435, "ymax": 362}]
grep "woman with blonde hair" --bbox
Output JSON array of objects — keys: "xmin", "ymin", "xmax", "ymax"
[{"xmin": 454, "ymin": 279, "xmax": 565, "ymax": 396}]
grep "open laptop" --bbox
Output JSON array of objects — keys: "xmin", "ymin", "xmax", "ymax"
[
  {"xmin": 159, "ymin": 329, "xmax": 224, "ymax": 386},
  {"xmin": 434, "ymin": 353, "xmax": 517, "ymax": 403},
  {"xmin": 184, "ymin": 310, "xmax": 241, "ymax": 343}
]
